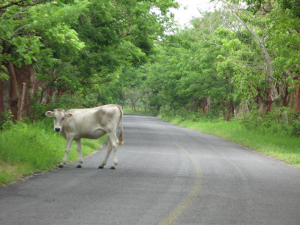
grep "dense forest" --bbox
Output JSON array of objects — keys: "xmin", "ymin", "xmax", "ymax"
[{"xmin": 1, "ymin": 0, "xmax": 300, "ymax": 125}]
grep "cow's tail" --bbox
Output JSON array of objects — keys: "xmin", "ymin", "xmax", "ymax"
[{"xmin": 117, "ymin": 106, "xmax": 124, "ymax": 146}]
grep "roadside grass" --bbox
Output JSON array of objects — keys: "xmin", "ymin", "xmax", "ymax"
[
  {"xmin": 159, "ymin": 115, "xmax": 300, "ymax": 168},
  {"xmin": 0, "ymin": 120, "xmax": 107, "ymax": 186},
  {"xmin": 123, "ymin": 107, "xmax": 151, "ymax": 115}
]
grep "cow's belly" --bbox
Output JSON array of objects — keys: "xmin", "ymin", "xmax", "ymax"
[{"xmin": 76, "ymin": 128, "xmax": 106, "ymax": 139}]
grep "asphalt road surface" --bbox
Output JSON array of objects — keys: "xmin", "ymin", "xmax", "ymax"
[{"xmin": 1, "ymin": 114, "xmax": 300, "ymax": 225}]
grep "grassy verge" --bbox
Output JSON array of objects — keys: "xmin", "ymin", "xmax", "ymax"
[
  {"xmin": 159, "ymin": 115, "xmax": 300, "ymax": 168},
  {"xmin": 0, "ymin": 120, "xmax": 107, "ymax": 186},
  {"xmin": 123, "ymin": 107, "xmax": 151, "ymax": 115}
]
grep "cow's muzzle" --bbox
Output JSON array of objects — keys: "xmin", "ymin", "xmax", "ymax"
[{"xmin": 55, "ymin": 127, "xmax": 61, "ymax": 132}]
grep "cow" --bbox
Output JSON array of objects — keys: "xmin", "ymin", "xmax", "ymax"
[{"xmin": 45, "ymin": 104, "xmax": 124, "ymax": 169}]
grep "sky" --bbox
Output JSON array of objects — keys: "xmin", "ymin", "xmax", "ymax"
[{"xmin": 170, "ymin": 0, "xmax": 220, "ymax": 28}]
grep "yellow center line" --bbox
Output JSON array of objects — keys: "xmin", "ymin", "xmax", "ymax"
[{"xmin": 158, "ymin": 141, "xmax": 202, "ymax": 225}]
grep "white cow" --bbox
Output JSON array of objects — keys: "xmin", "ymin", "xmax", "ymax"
[{"xmin": 45, "ymin": 104, "xmax": 124, "ymax": 169}]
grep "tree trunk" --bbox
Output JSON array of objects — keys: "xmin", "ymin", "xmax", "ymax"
[
  {"xmin": 45, "ymin": 86, "xmax": 53, "ymax": 104},
  {"xmin": 225, "ymin": 101, "xmax": 233, "ymax": 121},
  {"xmin": 266, "ymin": 100, "xmax": 273, "ymax": 113},
  {"xmin": 3, "ymin": 78, "xmax": 10, "ymax": 114},
  {"xmin": 14, "ymin": 64, "xmax": 32, "ymax": 120},
  {"xmin": 206, "ymin": 96, "xmax": 211, "ymax": 113},
  {"xmin": 199, "ymin": 97, "xmax": 208, "ymax": 115},
  {"xmin": 20, "ymin": 83, "xmax": 26, "ymax": 119},
  {"xmin": 281, "ymin": 86, "xmax": 289, "ymax": 107},
  {"xmin": 0, "ymin": 80, "xmax": 4, "ymax": 115},
  {"xmin": 289, "ymin": 91, "xmax": 295, "ymax": 110},
  {"xmin": 52, "ymin": 88, "xmax": 58, "ymax": 103},
  {"xmin": 264, "ymin": 89, "xmax": 273, "ymax": 113},
  {"xmin": 7, "ymin": 62, "xmax": 19, "ymax": 121},
  {"xmin": 30, "ymin": 72, "xmax": 39, "ymax": 98},
  {"xmin": 295, "ymin": 77, "xmax": 300, "ymax": 111},
  {"xmin": 39, "ymin": 84, "xmax": 48, "ymax": 103},
  {"xmin": 256, "ymin": 93, "xmax": 263, "ymax": 111},
  {"xmin": 231, "ymin": 10, "xmax": 283, "ymax": 107},
  {"xmin": 242, "ymin": 101, "xmax": 249, "ymax": 115}
]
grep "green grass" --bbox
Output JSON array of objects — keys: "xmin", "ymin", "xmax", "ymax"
[
  {"xmin": 123, "ymin": 107, "xmax": 151, "ymax": 115},
  {"xmin": 159, "ymin": 115, "xmax": 300, "ymax": 168},
  {"xmin": 0, "ymin": 120, "xmax": 107, "ymax": 186}
]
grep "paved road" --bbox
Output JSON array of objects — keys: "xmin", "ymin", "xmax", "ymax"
[{"xmin": 1, "ymin": 114, "xmax": 300, "ymax": 225}]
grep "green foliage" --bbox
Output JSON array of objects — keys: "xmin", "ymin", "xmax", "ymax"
[
  {"xmin": 28, "ymin": 92, "xmax": 100, "ymax": 121},
  {"xmin": 159, "ymin": 106, "xmax": 220, "ymax": 123},
  {"xmin": 120, "ymin": 10, "xmax": 240, "ymax": 116},
  {"xmin": 240, "ymin": 108, "xmax": 300, "ymax": 136},
  {"xmin": 0, "ymin": 119, "xmax": 107, "ymax": 186},
  {"xmin": 1, "ymin": 0, "xmax": 179, "ymax": 107},
  {"xmin": 0, "ymin": 121, "xmax": 60, "ymax": 171},
  {"xmin": 0, "ymin": 110, "xmax": 14, "ymax": 130}
]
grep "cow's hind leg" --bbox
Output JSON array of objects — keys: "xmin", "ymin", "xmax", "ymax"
[
  {"xmin": 75, "ymin": 139, "xmax": 83, "ymax": 168},
  {"xmin": 59, "ymin": 136, "xmax": 74, "ymax": 168},
  {"xmin": 98, "ymin": 139, "xmax": 112, "ymax": 169},
  {"xmin": 108, "ymin": 133, "xmax": 119, "ymax": 169}
]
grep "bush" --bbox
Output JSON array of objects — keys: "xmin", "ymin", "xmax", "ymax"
[
  {"xmin": 0, "ymin": 110, "xmax": 14, "ymax": 130},
  {"xmin": 28, "ymin": 93, "xmax": 91, "ymax": 122},
  {"xmin": 291, "ymin": 122, "xmax": 300, "ymax": 137},
  {"xmin": 240, "ymin": 108, "xmax": 300, "ymax": 137},
  {"xmin": 0, "ymin": 121, "xmax": 61, "ymax": 171},
  {"xmin": 158, "ymin": 106, "xmax": 220, "ymax": 123}
]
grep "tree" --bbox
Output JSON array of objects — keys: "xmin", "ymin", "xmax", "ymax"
[
  {"xmin": 0, "ymin": 0, "xmax": 180, "ymax": 121},
  {"xmin": 216, "ymin": 0, "xmax": 300, "ymax": 112},
  {"xmin": 0, "ymin": 0, "xmax": 87, "ymax": 119}
]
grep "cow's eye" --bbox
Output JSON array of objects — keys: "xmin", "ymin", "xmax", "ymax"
[{"xmin": 62, "ymin": 117, "xmax": 65, "ymax": 120}]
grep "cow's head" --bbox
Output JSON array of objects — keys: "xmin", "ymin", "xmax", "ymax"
[{"xmin": 45, "ymin": 109, "xmax": 73, "ymax": 132}]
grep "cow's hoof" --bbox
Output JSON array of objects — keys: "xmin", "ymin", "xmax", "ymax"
[
  {"xmin": 110, "ymin": 166, "xmax": 115, "ymax": 170},
  {"xmin": 76, "ymin": 165, "xmax": 82, "ymax": 168},
  {"xmin": 98, "ymin": 166, "xmax": 104, "ymax": 169},
  {"xmin": 58, "ymin": 165, "xmax": 63, "ymax": 168}
]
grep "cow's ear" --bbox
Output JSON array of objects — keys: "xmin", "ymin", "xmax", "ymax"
[
  {"xmin": 66, "ymin": 113, "xmax": 73, "ymax": 119},
  {"xmin": 45, "ymin": 111, "xmax": 54, "ymax": 117}
]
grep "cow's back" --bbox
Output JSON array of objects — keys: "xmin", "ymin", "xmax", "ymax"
[{"xmin": 64, "ymin": 105, "xmax": 121, "ymax": 139}]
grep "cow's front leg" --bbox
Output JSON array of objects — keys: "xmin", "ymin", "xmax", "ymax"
[
  {"xmin": 98, "ymin": 139, "xmax": 112, "ymax": 169},
  {"xmin": 59, "ymin": 136, "xmax": 74, "ymax": 168},
  {"xmin": 75, "ymin": 139, "xmax": 83, "ymax": 168}
]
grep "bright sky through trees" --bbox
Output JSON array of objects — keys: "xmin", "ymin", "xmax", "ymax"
[{"xmin": 171, "ymin": 0, "xmax": 220, "ymax": 27}]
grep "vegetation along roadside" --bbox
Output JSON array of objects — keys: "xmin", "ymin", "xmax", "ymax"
[
  {"xmin": 157, "ymin": 110, "xmax": 300, "ymax": 169},
  {"xmin": 0, "ymin": 118, "xmax": 107, "ymax": 187}
]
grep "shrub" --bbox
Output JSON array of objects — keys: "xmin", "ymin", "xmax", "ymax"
[
  {"xmin": 240, "ymin": 108, "xmax": 300, "ymax": 136},
  {"xmin": 0, "ymin": 110, "xmax": 14, "ymax": 130},
  {"xmin": 291, "ymin": 122, "xmax": 300, "ymax": 137}
]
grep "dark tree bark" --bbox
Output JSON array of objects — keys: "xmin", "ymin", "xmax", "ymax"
[
  {"xmin": 199, "ymin": 97, "xmax": 208, "ymax": 115},
  {"xmin": 281, "ymin": 86, "xmax": 289, "ymax": 107},
  {"xmin": 295, "ymin": 77, "xmax": 300, "ymax": 112},
  {"xmin": 45, "ymin": 86, "xmax": 53, "ymax": 104},
  {"xmin": 289, "ymin": 91, "xmax": 295, "ymax": 110},
  {"xmin": 225, "ymin": 101, "xmax": 233, "ymax": 121},
  {"xmin": 30, "ymin": 72, "xmax": 39, "ymax": 98},
  {"xmin": 0, "ymin": 80, "xmax": 4, "ymax": 115},
  {"xmin": 7, "ymin": 62, "xmax": 19, "ymax": 121},
  {"xmin": 14, "ymin": 64, "xmax": 33, "ymax": 119}
]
